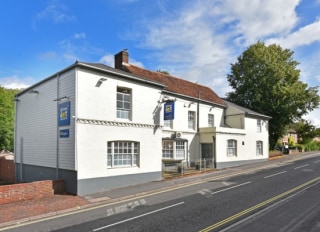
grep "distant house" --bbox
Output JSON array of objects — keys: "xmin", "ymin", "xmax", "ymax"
[
  {"xmin": 313, "ymin": 136, "xmax": 320, "ymax": 142},
  {"xmin": 281, "ymin": 129, "xmax": 298, "ymax": 145},
  {"xmin": 14, "ymin": 50, "xmax": 271, "ymax": 195}
]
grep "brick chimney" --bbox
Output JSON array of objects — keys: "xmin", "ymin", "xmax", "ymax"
[{"xmin": 114, "ymin": 49, "xmax": 128, "ymax": 70}]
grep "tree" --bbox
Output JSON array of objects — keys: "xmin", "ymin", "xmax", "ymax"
[
  {"xmin": 157, "ymin": 69, "xmax": 170, "ymax": 75},
  {"xmin": 291, "ymin": 119, "xmax": 316, "ymax": 144},
  {"xmin": 0, "ymin": 86, "xmax": 19, "ymax": 151},
  {"xmin": 226, "ymin": 41, "xmax": 320, "ymax": 149}
]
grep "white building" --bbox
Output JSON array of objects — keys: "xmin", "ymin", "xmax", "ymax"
[{"xmin": 14, "ymin": 50, "xmax": 271, "ymax": 195}]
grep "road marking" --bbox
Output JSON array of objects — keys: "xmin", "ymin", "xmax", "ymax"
[
  {"xmin": 222, "ymin": 181, "xmax": 235, "ymax": 186},
  {"xmin": 199, "ymin": 176, "xmax": 320, "ymax": 232},
  {"xmin": 219, "ymin": 180, "xmax": 320, "ymax": 232},
  {"xmin": 92, "ymin": 202, "xmax": 184, "ymax": 231},
  {"xmin": 294, "ymin": 164, "xmax": 309, "ymax": 169},
  {"xmin": 1, "ymin": 153, "xmax": 318, "ymax": 231},
  {"xmin": 314, "ymin": 160, "xmax": 320, "ymax": 164},
  {"xmin": 264, "ymin": 171, "xmax": 287, "ymax": 179},
  {"xmin": 211, "ymin": 182, "xmax": 251, "ymax": 195}
]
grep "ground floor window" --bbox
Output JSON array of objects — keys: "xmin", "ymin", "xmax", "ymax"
[
  {"xmin": 256, "ymin": 141, "xmax": 263, "ymax": 156},
  {"xmin": 227, "ymin": 139, "xmax": 237, "ymax": 157},
  {"xmin": 162, "ymin": 140, "xmax": 174, "ymax": 158},
  {"xmin": 176, "ymin": 141, "xmax": 185, "ymax": 159},
  {"xmin": 107, "ymin": 141, "xmax": 139, "ymax": 168},
  {"xmin": 162, "ymin": 139, "xmax": 187, "ymax": 160}
]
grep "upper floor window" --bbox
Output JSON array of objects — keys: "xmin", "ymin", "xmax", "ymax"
[
  {"xmin": 256, "ymin": 141, "xmax": 263, "ymax": 156},
  {"xmin": 257, "ymin": 119, "xmax": 262, "ymax": 133},
  {"xmin": 208, "ymin": 114, "xmax": 214, "ymax": 127},
  {"xmin": 117, "ymin": 87, "xmax": 131, "ymax": 119},
  {"xmin": 164, "ymin": 120, "xmax": 173, "ymax": 129},
  {"xmin": 227, "ymin": 139, "xmax": 237, "ymax": 157},
  {"xmin": 107, "ymin": 141, "xmax": 139, "ymax": 168},
  {"xmin": 188, "ymin": 111, "xmax": 196, "ymax": 130}
]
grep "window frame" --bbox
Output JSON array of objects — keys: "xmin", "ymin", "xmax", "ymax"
[
  {"xmin": 227, "ymin": 139, "xmax": 237, "ymax": 157},
  {"xmin": 164, "ymin": 119, "xmax": 173, "ymax": 129},
  {"xmin": 256, "ymin": 141, "xmax": 263, "ymax": 156},
  {"xmin": 162, "ymin": 140, "xmax": 174, "ymax": 159},
  {"xmin": 107, "ymin": 141, "xmax": 139, "ymax": 168},
  {"xmin": 208, "ymin": 114, "xmax": 214, "ymax": 127},
  {"xmin": 116, "ymin": 87, "xmax": 132, "ymax": 120},
  {"xmin": 257, "ymin": 119, "xmax": 262, "ymax": 133},
  {"xmin": 188, "ymin": 111, "xmax": 196, "ymax": 130},
  {"xmin": 175, "ymin": 140, "xmax": 185, "ymax": 159},
  {"xmin": 162, "ymin": 139, "xmax": 186, "ymax": 160}
]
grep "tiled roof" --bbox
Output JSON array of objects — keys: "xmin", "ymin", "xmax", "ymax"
[{"xmin": 122, "ymin": 64, "xmax": 226, "ymax": 106}]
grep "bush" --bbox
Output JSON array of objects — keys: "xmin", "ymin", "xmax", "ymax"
[{"xmin": 304, "ymin": 141, "xmax": 320, "ymax": 151}]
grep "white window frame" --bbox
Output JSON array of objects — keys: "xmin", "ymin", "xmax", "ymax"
[
  {"xmin": 117, "ymin": 87, "xmax": 131, "ymax": 120},
  {"xmin": 227, "ymin": 139, "xmax": 237, "ymax": 157},
  {"xmin": 176, "ymin": 141, "xmax": 185, "ymax": 159},
  {"xmin": 188, "ymin": 111, "xmax": 196, "ymax": 130},
  {"xmin": 257, "ymin": 119, "xmax": 262, "ymax": 133},
  {"xmin": 162, "ymin": 140, "xmax": 174, "ymax": 159},
  {"xmin": 107, "ymin": 141, "xmax": 139, "ymax": 168},
  {"xmin": 208, "ymin": 114, "xmax": 214, "ymax": 127},
  {"xmin": 164, "ymin": 119, "xmax": 173, "ymax": 129},
  {"xmin": 256, "ymin": 141, "xmax": 263, "ymax": 156},
  {"xmin": 162, "ymin": 140, "xmax": 186, "ymax": 160}
]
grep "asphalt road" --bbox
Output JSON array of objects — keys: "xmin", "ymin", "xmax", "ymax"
[{"xmin": 2, "ymin": 153, "xmax": 320, "ymax": 232}]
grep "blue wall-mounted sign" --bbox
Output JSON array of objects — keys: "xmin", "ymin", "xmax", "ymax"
[
  {"xmin": 60, "ymin": 129, "xmax": 70, "ymax": 138},
  {"xmin": 58, "ymin": 101, "xmax": 70, "ymax": 126},
  {"xmin": 164, "ymin": 101, "xmax": 175, "ymax": 120}
]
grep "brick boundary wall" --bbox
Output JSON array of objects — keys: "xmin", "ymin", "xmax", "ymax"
[
  {"xmin": 0, "ymin": 159, "xmax": 15, "ymax": 183},
  {"xmin": 0, "ymin": 180, "xmax": 65, "ymax": 205}
]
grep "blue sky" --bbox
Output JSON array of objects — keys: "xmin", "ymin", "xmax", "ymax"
[{"xmin": 1, "ymin": 0, "xmax": 320, "ymax": 126}]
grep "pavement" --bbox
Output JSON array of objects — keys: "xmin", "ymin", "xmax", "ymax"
[{"xmin": 0, "ymin": 152, "xmax": 318, "ymax": 229}]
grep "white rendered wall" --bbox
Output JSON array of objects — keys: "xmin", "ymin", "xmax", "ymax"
[
  {"xmin": 75, "ymin": 69, "xmax": 163, "ymax": 180},
  {"xmin": 162, "ymin": 100, "xmax": 225, "ymax": 132},
  {"xmin": 76, "ymin": 124, "xmax": 162, "ymax": 179}
]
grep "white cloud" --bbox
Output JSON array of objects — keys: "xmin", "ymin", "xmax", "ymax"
[
  {"xmin": 74, "ymin": 33, "xmax": 86, "ymax": 40},
  {"xmin": 99, "ymin": 54, "xmax": 114, "ymax": 67},
  {"xmin": 266, "ymin": 19, "xmax": 320, "ymax": 49},
  {"xmin": 132, "ymin": 0, "xmax": 320, "ymax": 98},
  {"xmin": 222, "ymin": 0, "xmax": 300, "ymax": 45},
  {"xmin": 303, "ymin": 108, "xmax": 320, "ymax": 128},
  {"xmin": 36, "ymin": 0, "xmax": 75, "ymax": 23},
  {"xmin": 0, "ymin": 76, "xmax": 34, "ymax": 89}
]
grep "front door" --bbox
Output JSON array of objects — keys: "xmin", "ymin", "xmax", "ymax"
[{"xmin": 201, "ymin": 143, "xmax": 214, "ymax": 168}]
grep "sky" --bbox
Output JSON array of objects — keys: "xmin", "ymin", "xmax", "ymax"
[{"xmin": 0, "ymin": 0, "xmax": 319, "ymax": 127}]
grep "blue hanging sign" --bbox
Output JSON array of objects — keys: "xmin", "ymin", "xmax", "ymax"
[
  {"xmin": 164, "ymin": 101, "xmax": 175, "ymax": 120},
  {"xmin": 58, "ymin": 101, "xmax": 70, "ymax": 126},
  {"xmin": 60, "ymin": 129, "xmax": 70, "ymax": 138}
]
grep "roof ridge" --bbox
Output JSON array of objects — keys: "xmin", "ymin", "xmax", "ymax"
[
  {"xmin": 123, "ymin": 63, "xmax": 226, "ymax": 106},
  {"xmin": 126, "ymin": 63, "xmax": 215, "ymax": 90}
]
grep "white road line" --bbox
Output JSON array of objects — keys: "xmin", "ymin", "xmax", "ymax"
[
  {"xmin": 92, "ymin": 202, "xmax": 184, "ymax": 231},
  {"xmin": 211, "ymin": 182, "xmax": 251, "ymax": 195},
  {"xmin": 264, "ymin": 171, "xmax": 287, "ymax": 179},
  {"xmin": 314, "ymin": 160, "xmax": 320, "ymax": 164},
  {"xmin": 294, "ymin": 164, "xmax": 310, "ymax": 170}
]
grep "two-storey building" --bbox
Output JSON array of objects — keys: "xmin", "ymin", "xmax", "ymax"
[{"xmin": 14, "ymin": 50, "xmax": 271, "ymax": 195}]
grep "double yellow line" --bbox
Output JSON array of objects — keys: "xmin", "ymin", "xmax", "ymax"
[{"xmin": 199, "ymin": 176, "xmax": 320, "ymax": 232}]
